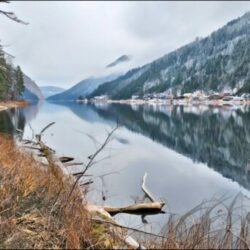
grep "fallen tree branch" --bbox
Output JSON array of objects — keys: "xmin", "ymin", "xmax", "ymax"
[
  {"xmin": 0, "ymin": 6, "xmax": 29, "ymax": 25},
  {"xmin": 63, "ymin": 162, "xmax": 84, "ymax": 167},
  {"xmin": 80, "ymin": 180, "xmax": 94, "ymax": 186},
  {"xmin": 142, "ymin": 172, "xmax": 155, "ymax": 202},
  {"xmin": 104, "ymin": 202, "xmax": 165, "ymax": 216},
  {"xmin": 40, "ymin": 121, "xmax": 56, "ymax": 135},
  {"xmin": 35, "ymin": 122, "xmax": 55, "ymax": 143},
  {"xmin": 59, "ymin": 156, "xmax": 74, "ymax": 163},
  {"xmin": 72, "ymin": 172, "xmax": 89, "ymax": 177},
  {"xmin": 23, "ymin": 146, "xmax": 41, "ymax": 151},
  {"xmin": 103, "ymin": 172, "xmax": 165, "ymax": 216}
]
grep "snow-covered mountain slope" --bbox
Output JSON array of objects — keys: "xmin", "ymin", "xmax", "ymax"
[{"xmin": 91, "ymin": 11, "xmax": 250, "ymax": 99}]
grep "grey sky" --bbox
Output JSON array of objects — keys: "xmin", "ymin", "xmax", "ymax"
[{"xmin": 1, "ymin": 1, "xmax": 250, "ymax": 88}]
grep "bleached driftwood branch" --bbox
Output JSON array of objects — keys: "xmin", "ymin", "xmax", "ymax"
[
  {"xmin": 142, "ymin": 172, "xmax": 156, "ymax": 202},
  {"xmin": 104, "ymin": 202, "xmax": 165, "ymax": 216},
  {"xmin": 103, "ymin": 172, "xmax": 165, "ymax": 216}
]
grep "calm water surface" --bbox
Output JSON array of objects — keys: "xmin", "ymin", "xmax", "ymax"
[{"xmin": 1, "ymin": 101, "xmax": 250, "ymax": 234}]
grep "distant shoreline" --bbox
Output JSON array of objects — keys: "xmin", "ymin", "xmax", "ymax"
[{"xmin": 77, "ymin": 98, "xmax": 250, "ymax": 108}]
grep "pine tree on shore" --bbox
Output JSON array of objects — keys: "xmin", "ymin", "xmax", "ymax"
[
  {"xmin": 15, "ymin": 65, "xmax": 24, "ymax": 97},
  {"xmin": 0, "ymin": 45, "xmax": 25, "ymax": 101},
  {"xmin": 0, "ymin": 44, "xmax": 8, "ymax": 100}
]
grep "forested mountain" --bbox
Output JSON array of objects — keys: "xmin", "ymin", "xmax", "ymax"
[
  {"xmin": 40, "ymin": 86, "xmax": 65, "ymax": 98},
  {"xmin": 0, "ymin": 45, "xmax": 25, "ymax": 101},
  {"xmin": 22, "ymin": 74, "xmax": 43, "ymax": 101},
  {"xmin": 90, "ymin": 11, "xmax": 250, "ymax": 99},
  {"xmin": 47, "ymin": 74, "xmax": 119, "ymax": 101},
  {"xmin": 0, "ymin": 44, "xmax": 43, "ymax": 102}
]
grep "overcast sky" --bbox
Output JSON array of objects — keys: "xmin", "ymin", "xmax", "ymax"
[{"xmin": 1, "ymin": 1, "xmax": 250, "ymax": 88}]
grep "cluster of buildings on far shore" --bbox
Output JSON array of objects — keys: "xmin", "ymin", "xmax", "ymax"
[{"xmin": 77, "ymin": 90, "xmax": 250, "ymax": 106}]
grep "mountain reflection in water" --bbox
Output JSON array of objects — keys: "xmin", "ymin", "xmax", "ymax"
[
  {"xmin": 1, "ymin": 102, "xmax": 250, "ymax": 202},
  {"xmin": 69, "ymin": 103, "xmax": 250, "ymax": 191},
  {"xmin": 0, "ymin": 102, "xmax": 41, "ymax": 136}
]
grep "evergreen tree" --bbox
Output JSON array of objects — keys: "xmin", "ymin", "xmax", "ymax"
[
  {"xmin": 0, "ymin": 44, "xmax": 8, "ymax": 100},
  {"xmin": 0, "ymin": 47, "xmax": 25, "ymax": 101},
  {"xmin": 5, "ymin": 62, "xmax": 15, "ymax": 100},
  {"xmin": 78, "ymin": 95, "xmax": 84, "ymax": 101},
  {"xmin": 15, "ymin": 65, "xmax": 24, "ymax": 96}
]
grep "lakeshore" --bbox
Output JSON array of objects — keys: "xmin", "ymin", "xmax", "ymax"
[
  {"xmin": 78, "ymin": 91, "xmax": 250, "ymax": 107},
  {"xmin": 0, "ymin": 134, "xmax": 137, "ymax": 249},
  {"xmin": 1, "ymin": 117, "xmax": 250, "ymax": 249},
  {"xmin": 0, "ymin": 100, "xmax": 28, "ymax": 111}
]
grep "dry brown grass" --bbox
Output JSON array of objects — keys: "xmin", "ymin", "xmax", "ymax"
[
  {"xmin": 1, "ymin": 133, "xmax": 250, "ymax": 249},
  {"xmin": 140, "ymin": 196, "xmax": 250, "ymax": 249},
  {"xmin": 0, "ymin": 134, "xmax": 123, "ymax": 249},
  {"xmin": 0, "ymin": 100, "xmax": 28, "ymax": 111}
]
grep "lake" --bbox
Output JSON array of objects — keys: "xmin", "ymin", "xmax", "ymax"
[{"xmin": 1, "ymin": 101, "xmax": 250, "ymax": 235}]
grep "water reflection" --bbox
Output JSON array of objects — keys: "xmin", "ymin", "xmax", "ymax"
[
  {"xmin": 21, "ymin": 101, "xmax": 42, "ymax": 123},
  {"xmin": 0, "ymin": 108, "xmax": 25, "ymax": 135},
  {"xmin": 2, "ymin": 101, "xmax": 250, "ymax": 233},
  {"xmin": 0, "ymin": 102, "xmax": 41, "ymax": 136},
  {"xmin": 65, "ymin": 103, "xmax": 250, "ymax": 191},
  {"xmin": 2, "ymin": 102, "xmax": 250, "ymax": 192}
]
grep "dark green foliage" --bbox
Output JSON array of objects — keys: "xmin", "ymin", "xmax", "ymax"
[
  {"xmin": 0, "ymin": 44, "xmax": 25, "ymax": 101},
  {"xmin": 0, "ymin": 45, "xmax": 8, "ymax": 100},
  {"xmin": 113, "ymin": 70, "xmax": 151, "ymax": 99},
  {"xmin": 15, "ymin": 66, "xmax": 25, "ymax": 96},
  {"xmin": 236, "ymin": 79, "xmax": 250, "ymax": 94},
  {"xmin": 77, "ymin": 95, "xmax": 84, "ymax": 101},
  {"xmin": 0, "ymin": 105, "xmax": 26, "ymax": 135}
]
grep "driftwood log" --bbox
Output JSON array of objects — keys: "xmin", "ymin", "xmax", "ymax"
[
  {"xmin": 104, "ymin": 202, "xmax": 165, "ymax": 216},
  {"xmin": 103, "ymin": 172, "xmax": 165, "ymax": 216},
  {"xmin": 59, "ymin": 156, "xmax": 74, "ymax": 163}
]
